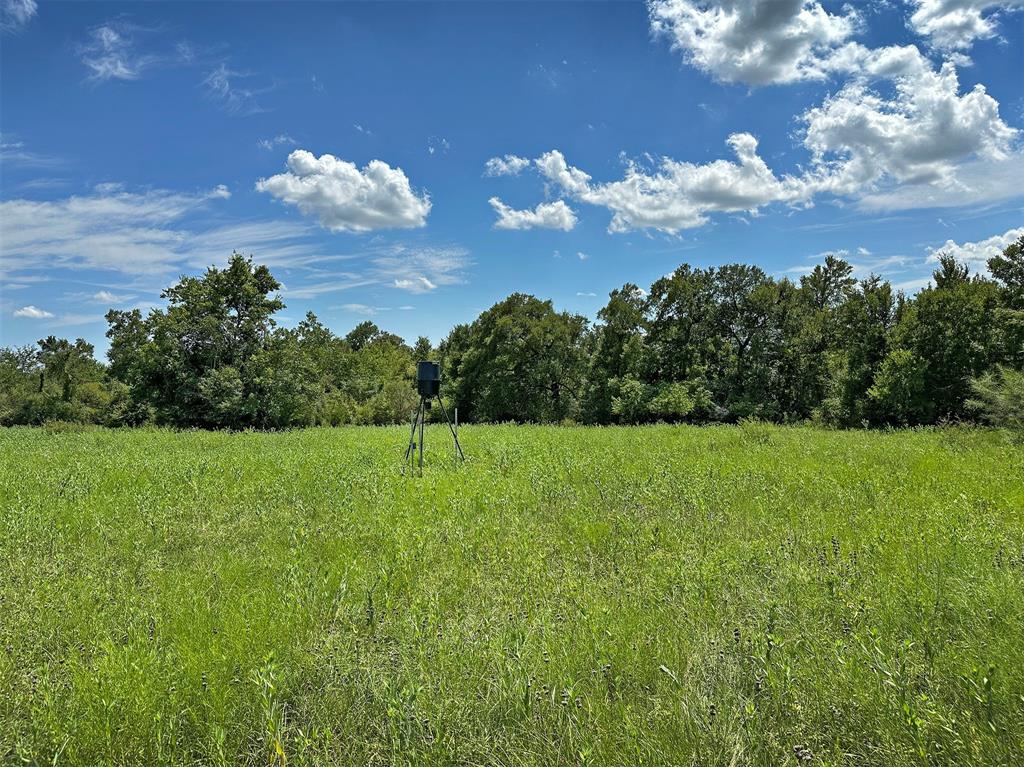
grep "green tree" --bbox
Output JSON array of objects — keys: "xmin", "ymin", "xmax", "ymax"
[
  {"xmin": 38, "ymin": 336, "xmax": 98, "ymax": 402},
  {"xmin": 876, "ymin": 258, "xmax": 1000, "ymax": 422},
  {"xmin": 581, "ymin": 284, "xmax": 649, "ymax": 423},
  {"xmin": 826, "ymin": 275, "xmax": 896, "ymax": 425},
  {"xmin": 105, "ymin": 253, "xmax": 313, "ymax": 429},
  {"xmin": 445, "ymin": 293, "xmax": 588, "ymax": 422},
  {"xmin": 988, "ymin": 235, "xmax": 1024, "ymax": 369}
]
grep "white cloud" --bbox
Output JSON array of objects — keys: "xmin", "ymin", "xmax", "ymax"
[
  {"xmin": 638, "ymin": 1, "xmax": 1020, "ymax": 224},
  {"xmin": 257, "ymin": 134, "xmax": 296, "ymax": 151},
  {"xmin": 79, "ymin": 22, "xmax": 156, "ymax": 82},
  {"xmin": 13, "ymin": 305, "xmax": 53, "ymax": 318},
  {"xmin": 648, "ymin": 0, "xmax": 859, "ymax": 85},
  {"xmin": 256, "ymin": 150, "xmax": 431, "ymax": 233},
  {"xmin": 484, "ymin": 154, "xmax": 531, "ymax": 177},
  {"xmin": 394, "ymin": 276, "xmax": 436, "ymax": 292},
  {"xmin": 856, "ymin": 152, "xmax": 1024, "ymax": 211},
  {"xmin": 800, "ymin": 60, "xmax": 1018, "ymax": 197},
  {"xmin": 495, "ymin": 36, "xmax": 1019, "ymax": 232},
  {"xmin": 0, "ymin": 134, "xmax": 61, "ymax": 167},
  {"xmin": 92, "ymin": 290, "xmax": 131, "ymax": 303},
  {"xmin": 202, "ymin": 63, "xmax": 268, "ymax": 115},
  {"xmin": 908, "ymin": 0, "xmax": 1024, "ymax": 50},
  {"xmin": 427, "ymin": 137, "xmax": 450, "ymax": 156},
  {"xmin": 1, "ymin": 0, "xmax": 36, "ymax": 32},
  {"xmin": 489, "ymin": 197, "xmax": 578, "ymax": 231},
  {"xmin": 372, "ymin": 244, "xmax": 469, "ymax": 294},
  {"xmin": 535, "ymin": 133, "xmax": 806, "ymax": 233},
  {"xmin": 340, "ymin": 303, "xmax": 385, "ymax": 315},
  {"xmin": 926, "ymin": 226, "xmax": 1024, "ymax": 268},
  {"xmin": 576, "ymin": 291, "xmax": 597, "ymax": 297},
  {"xmin": 0, "ymin": 185, "xmax": 245, "ymax": 276},
  {"xmin": 577, "ymin": 251, "xmax": 590, "ymax": 261}
]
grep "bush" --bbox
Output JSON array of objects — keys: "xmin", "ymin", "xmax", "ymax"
[{"xmin": 968, "ymin": 366, "xmax": 1024, "ymax": 431}]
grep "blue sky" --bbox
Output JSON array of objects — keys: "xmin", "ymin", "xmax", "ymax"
[{"xmin": 2, "ymin": 0, "xmax": 1023, "ymax": 353}]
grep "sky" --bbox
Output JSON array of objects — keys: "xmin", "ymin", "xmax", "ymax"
[{"xmin": 1, "ymin": 0, "xmax": 1023, "ymax": 354}]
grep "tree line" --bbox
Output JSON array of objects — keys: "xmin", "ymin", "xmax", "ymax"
[{"xmin": 2, "ymin": 236, "xmax": 1022, "ymax": 430}]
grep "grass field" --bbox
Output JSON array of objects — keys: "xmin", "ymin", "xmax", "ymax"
[{"xmin": 1, "ymin": 424, "xmax": 1022, "ymax": 766}]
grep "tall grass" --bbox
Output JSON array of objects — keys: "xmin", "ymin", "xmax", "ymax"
[{"xmin": 1, "ymin": 424, "xmax": 1021, "ymax": 765}]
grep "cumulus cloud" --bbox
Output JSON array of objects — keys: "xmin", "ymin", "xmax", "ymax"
[
  {"xmin": 856, "ymin": 152, "xmax": 1024, "ymax": 210},
  {"xmin": 800, "ymin": 59, "xmax": 1018, "ymax": 195},
  {"xmin": 13, "ymin": 305, "xmax": 53, "ymax": 318},
  {"xmin": 534, "ymin": 133, "xmax": 806, "ymax": 233},
  {"xmin": 908, "ymin": 0, "xmax": 1024, "ymax": 50},
  {"xmin": 648, "ymin": 0, "xmax": 859, "ymax": 85},
  {"xmin": 1, "ymin": 0, "xmax": 36, "ymax": 32},
  {"xmin": 92, "ymin": 290, "xmax": 131, "ymax": 303},
  {"xmin": 256, "ymin": 150, "xmax": 431, "ymax": 233},
  {"xmin": 489, "ymin": 197, "xmax": 578, "ymax": 230},
  {"xmin": 492, "ymin": 31, "xmax": 1019, "ymax": 233},
  {"xmin": 927, "ymin": 226, "xmax": 1024, "ymax": 268},
  {"xmin": 484, "ymin": 154, "xmax": 531, "ymax": 177}
]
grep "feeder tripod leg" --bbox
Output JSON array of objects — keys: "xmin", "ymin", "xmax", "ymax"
[
  {"xmin": 437, "ymin": 397, "xmax": 465, "ymax": 461},
  {"xmin": 418, "ymin": 399, "xmax": 425, "ymax": 473},
  {"xmin": 403, "ymin": 398, "xmax": 422, "ymax": 470}
]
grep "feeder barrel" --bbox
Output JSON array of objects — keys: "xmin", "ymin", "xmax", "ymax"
[{"xmin": 416, "ymin": 360, "xmax": 441, "ymax": 397}]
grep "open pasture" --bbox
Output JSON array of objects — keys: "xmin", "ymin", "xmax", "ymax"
[{"xmin": 1, "ymin": 424, "xmax": 1022, "ymax": 766}]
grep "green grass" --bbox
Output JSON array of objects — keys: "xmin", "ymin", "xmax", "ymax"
[{"xmin": 1, "ymin": 424, "xmax": 1022, "ymax": 766}]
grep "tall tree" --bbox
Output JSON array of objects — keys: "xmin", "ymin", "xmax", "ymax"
[{"xmin": 446, "ymin": 293, "xmax": 588, "ymax": 422}]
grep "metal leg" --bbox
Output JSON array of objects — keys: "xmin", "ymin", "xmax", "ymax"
[
  {"xmin": 437, "ymin": 398, "xmax": 465, "ymax": 461},
  {"xmin": 418, "ymin": 399, "xmax": 425, "ymax": 473},
  {"xmin": 403, "ymin": 399, "xmax": 422, "ymax": 472}
]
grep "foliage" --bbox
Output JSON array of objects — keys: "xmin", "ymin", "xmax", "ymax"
[
  {"xmin": 1, "ymin": 424, "xmax": 1022, "ymax": 765},
  {"xmin": 968, "ymin": 365, "xmax": 1024, "ymax": 431},
  {"xmin": 3, "ymin": 236, "xmax": 1024, "ymax": 428},
  {"xmin": 441, "ymin": 293, "xmax": 588, "ymax": 423}
]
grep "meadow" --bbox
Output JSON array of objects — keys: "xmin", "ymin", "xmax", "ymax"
[{"xmin": 1, "ymin": 424, "xmax": 1022, "ymax": 766}]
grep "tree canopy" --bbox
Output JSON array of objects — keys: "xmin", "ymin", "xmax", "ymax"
[{"xmin": 3, "ymin": 237, "xmax": 1023, "ymax": 430}]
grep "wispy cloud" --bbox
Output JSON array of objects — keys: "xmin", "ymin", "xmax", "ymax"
[
  {"xmin": 427, "ymin": 136, "xmax": 450, "ymax": 156},
  {"xmin": 0, "ymin": 134, "xmax": 63, "ymax": 168},
  {"xmin": 1, "ymin": 0, "xmax": 37, "ymax": 33},
  {"xmin": 340, "ymin": 303, "xmax": 390, "ymax": 316},
  {"xmin": 0, "ymin": 184, "xmax": 236, "ymax": 276},
  {"xmin": 257, "ymin": 134, "xmax": 296, "ymax": 151},
  {"xmin": 371, "ymin": 244, "xmax": 470, "ymax": 294},
  {"xmin": 79, "ymin": 21, "xmax": 158, "ymax": 82},
  {"xmin": 203, "ymin": 63, "xmax": 271, "ymax": 115}
]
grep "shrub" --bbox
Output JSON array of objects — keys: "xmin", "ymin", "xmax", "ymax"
[{"xmin": 968, "ymin": 366, "xmax": 1024, "ymax": 431}]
